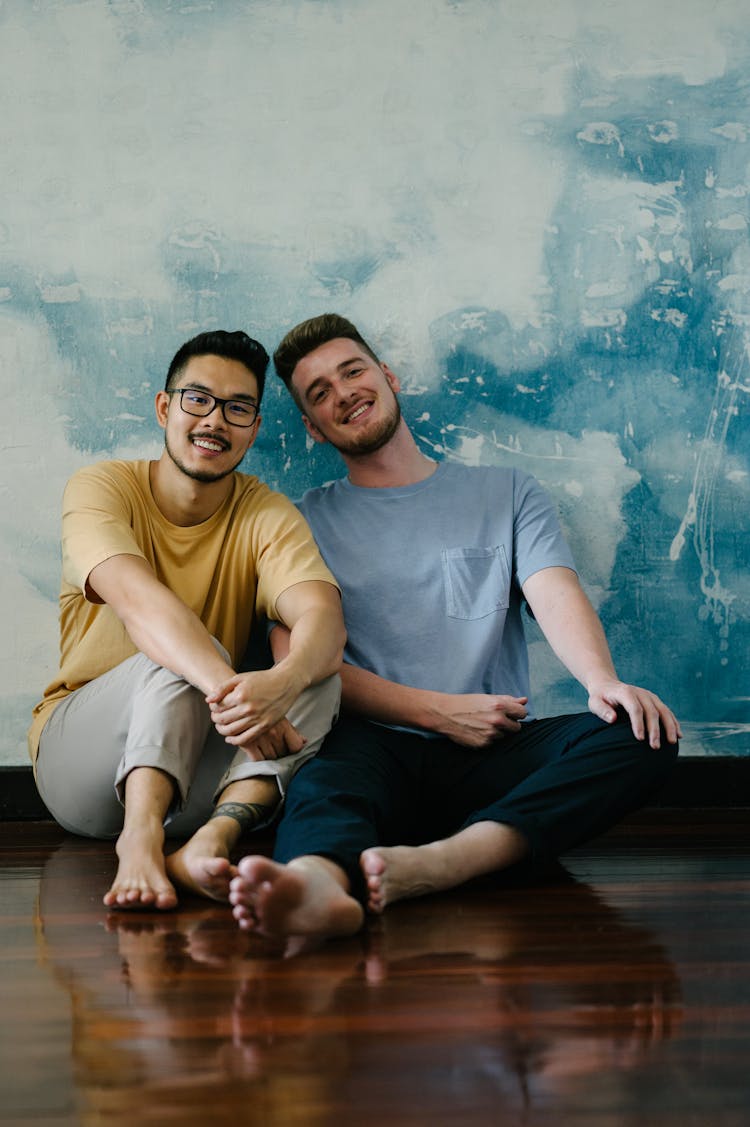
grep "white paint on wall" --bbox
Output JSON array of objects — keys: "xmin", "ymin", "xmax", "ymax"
[{"xmin": 2, "ymin": 0, "xmax": 750, "ymax": 761}]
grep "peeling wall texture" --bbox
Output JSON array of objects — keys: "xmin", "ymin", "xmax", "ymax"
[{"xmin": 2, "ymin": 0, "xmax": 749, "ymax": 763}]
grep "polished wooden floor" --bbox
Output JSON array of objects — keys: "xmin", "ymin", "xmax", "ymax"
[{"xmin": 0, "ymin": 812, "xmax": 748, "ymax": 1127}]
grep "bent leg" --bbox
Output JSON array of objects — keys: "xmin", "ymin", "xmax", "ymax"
[
  {"xmin": 36, "ymin": 650, "xmax": 219, "ymax": 838},
  {"xmin": 39, "ymin": 661, "xmax": 343, "ymax": 908},
  {"xmin": 230, "ymin": 719, "xmax": 418, "ymax": 937},
  {"xmin": 272, "ymin": 719, "xmax": 419, "ymax": 899},
  {"xmin": 217, "ymin": 672, "xmax": 342, "ymax": 806},
  {"xmin": 361, "ymin": 713, "xmax": 678, "ymax": 912},
  {"xmin": 37, "ymin": 651, "xmax": 223, "ymax": 908},
  {"xmin": 457, "ymin": 713, "xmax": 679, "ymax": 858},
  {"xmin": 165, "ymin": 674, "xmax": 342, "ymax": 902},
  {"xmin": 164, "ymin": 672, "xmax": 342, "ymax": 840}
]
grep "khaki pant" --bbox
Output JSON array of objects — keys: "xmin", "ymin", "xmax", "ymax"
[{"xmin": 36, "ymin": 645, "xmax": 340, "ymax": 840}]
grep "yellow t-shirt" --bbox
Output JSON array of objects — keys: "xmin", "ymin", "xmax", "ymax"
[{"xmin": 28, "ymin": 459, "xmax": 338, "ymax": 762}]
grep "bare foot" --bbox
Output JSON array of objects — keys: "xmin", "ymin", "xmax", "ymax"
[
  {"xmin": 360, "ymin": 824, "xmax": 528, "ymax": 913},
  {"xmin": 229, "ymin": 856, "xmax": 364, "ymax": 940},
  {"xmin": 103, "ymin": 827, "xmax": 178, "ymax": 911},
  {"xmin": 166, "ymin": 841, "xmax": 237, "ymax": 902},
  {"xmin": 360, "ymin": 844, "xmax": 450, "ymax": 913}
]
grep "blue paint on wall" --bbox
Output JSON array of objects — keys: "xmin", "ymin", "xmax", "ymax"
[{"xmin": 3, "ymin": 2, "xmax": 750, "ymax": 761}]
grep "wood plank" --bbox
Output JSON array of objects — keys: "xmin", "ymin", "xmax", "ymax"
[{"xmin": 0, "ymin": 816, "xmax": 748, "ymax": 1125}]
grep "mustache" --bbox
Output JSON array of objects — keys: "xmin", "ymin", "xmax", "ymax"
[{"xmin": 190, "ymin": 432, "xmax": 231, "ymax": 451}]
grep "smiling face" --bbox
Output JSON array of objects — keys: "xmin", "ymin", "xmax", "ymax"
[
  {"xmin": 290, "ymin": 337, "xmax": 402, "ymax": 458},
  {"xmin": 155, "ymin": 353, "xmax": 261, "ymax": 484}
]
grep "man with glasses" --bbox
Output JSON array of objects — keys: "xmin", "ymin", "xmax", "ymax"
[
  {"xmin": 30, "ymin": 330, "xmax": 344, "ymax": 910},
  {"xmin": 229, "ymin": 313, "xmax": 681, "ymax": 942}
]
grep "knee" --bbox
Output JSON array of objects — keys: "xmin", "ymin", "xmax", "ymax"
[
  {"xmin": 288, "ymin": 673, "xmax": 342, "ymax": 734},
  {"xmin": 303, "ymin": 671, "xmax": 341, "ymax": 705},
  {"xmin": 627, "ymin": 726, "xmax": 679, "ymax": 791},
  {"xmin": 653, "ymin": 730, "xmax": 680, "ymax": 777},
  {"xmin": 315, "ymin": 672, "xmax": 342, "ymax": 715}
]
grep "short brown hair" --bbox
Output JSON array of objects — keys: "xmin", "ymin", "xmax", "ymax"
[{"xmin": 273, "ymin": 314, "xmax": 380, "ymax": 406}]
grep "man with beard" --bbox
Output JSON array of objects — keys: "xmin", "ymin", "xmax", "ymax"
[
  {"xmin": 229, "ymin": 313, "xmax": 681, "ymax": 941},
  {"xmin": 30, "ymin": 330, "xmax": 344, "ymax": 910}
]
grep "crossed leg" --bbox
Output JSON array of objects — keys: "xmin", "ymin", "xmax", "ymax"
[
  {"xmin": 360, "ymin": 821, "xmax": 529, "ymax": 913},
  {"xmin": 228, "ymin": 711, "xmax": 678, "ymax": 939},
  {"xmin": 228, "ymin": 823, "xmax": 527, "ymax": 938}
]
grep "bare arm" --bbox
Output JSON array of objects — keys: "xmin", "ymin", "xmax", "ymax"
[
  {"xmin": 87, "ymin": 553, "xmax": 235, "ymax": 693},
  {"xmin": 340, "ymin": 664, "xmax": 528, "ymax": 747},
  {"xmin": 208, "ymin": 580, "xmax": 345, "ymax": 746},
  {"xmin": 269, "ymin": 624, "xmax": 526, "ymax": 748},
  {"xmin": 521, "ymin": 566, "xmax": 681, "ymax": 748},
  {"xmin": 90, "ymin": 558, "xmax": 341, "ymax": 760}
]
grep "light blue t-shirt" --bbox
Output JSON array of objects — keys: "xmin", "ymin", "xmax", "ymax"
[{"xmin": 297, "ymin": 462, "xmax": 576, "ymax": 718}]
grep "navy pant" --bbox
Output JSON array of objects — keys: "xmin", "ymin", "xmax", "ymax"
[{"xmin": 274, "ymin": 713, "xmax": 679, "ymax": 903}]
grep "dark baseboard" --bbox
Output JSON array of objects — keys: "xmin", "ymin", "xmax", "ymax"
[
  {"xmin": 2, "ymin": 757, "xmax": 749, "ymax": 821},
  {"xmin": 655, "ymin": 755, "xmax": 750, "ymax": 806},
  {"xmin": 1, "ymin": 767, "xmax": 51, "ymax": 820}
]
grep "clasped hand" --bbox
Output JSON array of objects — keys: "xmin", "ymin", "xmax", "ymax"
[{"xmin": 207, "ymin": 668, "xmax": 306, "ymax": 762}]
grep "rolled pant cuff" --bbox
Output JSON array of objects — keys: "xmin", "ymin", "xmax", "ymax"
[{"xmin": 115, "ymin": 746, "xmax": 189, "ymax": 815}]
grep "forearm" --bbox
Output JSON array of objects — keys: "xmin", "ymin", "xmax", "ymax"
[
  {"xmin": 244, "ymin": 581, "xmax": 345, "ymax": 715},
  {"xmin": 340, "ymin": 663, "xmax": 438, "ymax": 729},
  {"xmin": 551, "ymin": 599, "xmax": 618, "ymax": 691},
  {"xmin": 274, "ymin": 603, "xmax": 346, "ymax": 698},
  {"xmin": 340, "ymin": 665, "xmax": 528, "ymax": 746},
  {"xmin": 524, "ymin": 567, "xmax": 682, "ymax": 747},
  {"xmin": 523, "ymin": 567, "xmax": 618, "ymax": 691},
  {"xmin": 120, "ymin": 587, "xmax": 235, "ymax": 693},
  {"xmin": 88, "ymin": 554, "xmax": 234, "ymax": 694},
  {"xmin": 209, "ymin": 584, "xmax": 345, "ymax": 746}
]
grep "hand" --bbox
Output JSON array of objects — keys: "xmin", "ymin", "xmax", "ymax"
[
  {"xmin": 587, "ymin": 679, "xmax": 682, "ymax": 749},
  {"xmin": 231, "ymin": 718, "xmax": 307, "ymax": 762},
  {"xmin": 426, "ymin": 692, "xmax": 529, "ymax": 748},
  {"xmin": 207, "ymin": 667, "xmax": 303, "ymax": 744}
]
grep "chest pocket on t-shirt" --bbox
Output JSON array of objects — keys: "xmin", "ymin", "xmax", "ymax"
[{"xmin": 442, "ymin": 545, "xmax": 510, "ymax": 620}]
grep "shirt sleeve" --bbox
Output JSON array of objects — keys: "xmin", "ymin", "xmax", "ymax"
[
  {"xmin": 513, "ymin": 471, "xmax": 577, "ymax": 587},
  {"xmin": 250, "ymin": 490, "xmax": 340, "ymax": 622},
  {"xmin": 62, "ymin": 464, "xmax": 147, "ymax": 600}
]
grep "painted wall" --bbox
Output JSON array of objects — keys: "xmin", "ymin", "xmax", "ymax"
[{"xmin": 2, "ymin": 0, "xmax": 749, "ymax": 764}]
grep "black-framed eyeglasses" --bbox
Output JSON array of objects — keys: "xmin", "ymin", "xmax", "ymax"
[{"xmin": 168, "ymin": 387, "xmax": 259, "ymax": 427}]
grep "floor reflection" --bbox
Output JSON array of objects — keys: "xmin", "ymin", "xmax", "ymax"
[{"xmin": 36, "ymin": 837, "xmax": 683, "ymax": 1124}]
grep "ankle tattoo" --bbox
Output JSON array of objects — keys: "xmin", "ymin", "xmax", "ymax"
[{"xmin": 210, "ymin": 801, "xmax": 272, "ymax": 834}]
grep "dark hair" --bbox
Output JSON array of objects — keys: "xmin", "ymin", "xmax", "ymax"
[
  {"xmin": 273, "ymin": 314, "xmax": 380, "ymax": 406},
  {"xmin": 165, "ymin": 330, "xmax": 270, "ymax": 404}
]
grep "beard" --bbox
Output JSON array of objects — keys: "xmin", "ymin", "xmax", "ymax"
[
  {"xmin": 327, "ymin": 395, "xmax": 402, "ymax": 458},
  {"xmin": 164, "ymin": 433, "xmax": 246, "ymax": 483}
]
